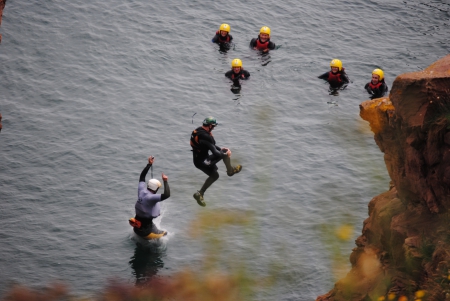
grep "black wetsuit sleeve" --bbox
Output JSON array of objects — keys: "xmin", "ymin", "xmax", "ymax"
[
  {"xmin": 318, "ymin": 72, "xmax": 329, "ymax": 80},
  {"xmin": 268, "ymin": 41, "xmax": 276, "ymax": 50},
  {"xmin": 249, "ymin": 38, "xmax": 257, "ymax": 48},
  {"xmin": 200, "ymin": 140, "xmax": 224, "ymax": 158},
  {"xmin": 212, "ymin": 34, "xmax": 220, "ymax": 43},
  {"xmin": 242, "ymin": 70, "xmax": 250, "ymax": 79},
  {"xmin": 341, "ymin": 72, "xmax": 350, "ymax": 84},
  {"xmin": 374, "ymin": 83, "xmax": 388, "ymax": 98},
  {"xmin": 225, "ymin": 70, "xmax": 233, "ymax": 79},
  {"xmin": 365, "ymin": 83, "xmax": 373, "ymax": 95},
  {"xmin": 373, "ymin": 89, "xmax": 382, "ymax": 98},
  {"xmin": 228, "ymin": 35, "xmax": 233, "ymax": 43},
  {"xmin": 139, "ymin": 164, "xmax": 152, "ymax": 182},
  {"xmin": 160, "ymin": 180, "xmax": 170, "ymax": 201}
]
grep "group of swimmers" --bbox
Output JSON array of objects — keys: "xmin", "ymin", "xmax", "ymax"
[
  {"xmin": 213, "ymin": 23, "xmax": 388, "ymax": 99},
  {"xmin": 318, "ymin": 59, "xmax": 388, "ymax": 98},
  {"xmin": 128, "ymin": 24, "xmax": 390, "ymax": 240},
  {"xmin": 214, "ymin": 24, "xmax": 275, "ymax": 83}
]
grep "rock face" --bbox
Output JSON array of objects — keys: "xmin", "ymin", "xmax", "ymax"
[
  {"xmin": 0, "ymin": 0, "xmax": 5, "ymax": 43},
  {"xmin": 0, "ymin": 0, "xmax": 5, "ymax": 23},
  {"xmin": 317, "ymin": 55, "xmax": 450, "ymax": 301},
  {"xmin": 0, "ymin": 0, "xmax": 5, "ymax": 128}
]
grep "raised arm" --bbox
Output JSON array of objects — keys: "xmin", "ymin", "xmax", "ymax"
[
  {"xmin": 160, "ymin": 173, "xmax": 170, "ymax": 201},
  {"xmin": 139, "ymin": 156, "xmax": 154, "ymax": 182}
]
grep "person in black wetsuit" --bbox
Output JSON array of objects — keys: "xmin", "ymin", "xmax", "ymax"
[
  {"xmin": 212, "ymin": 23, "xmax": 233, "ymax": 51},
  {"xmin": 249, "ymin": 26, "xmax": 276, "ymax": 53},
  {"xmin": 318, "ymin": 59, "xmax": 350, "ymax": 91},
  {"xmin": 129, "ymin": 156, "xmax": 170, "ymax": 239},
  {"xmin": 225, "ymin": 58, "xmax": 250, "ymax": 86},
  {"xmin": 191, "ymin": 117, "xmax": 242, "ymax": 207},
  {"xmin": 365, "ymin": 68, "xmax": 388, "ymax": 99}
]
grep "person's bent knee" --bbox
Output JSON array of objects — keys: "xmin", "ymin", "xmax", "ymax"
[{"xmin": 211, "ymin": 171, "xmax": 219, "ymax": 181}]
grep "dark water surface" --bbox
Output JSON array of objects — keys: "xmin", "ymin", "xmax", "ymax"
[{"xmin": 0, "ymin": 0, "xmax": 449, "ymax": 299}]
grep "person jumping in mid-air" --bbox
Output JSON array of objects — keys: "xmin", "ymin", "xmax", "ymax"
[{"xmin": 190, "ymin": 117, "xmax": 242, "ymax": 207}]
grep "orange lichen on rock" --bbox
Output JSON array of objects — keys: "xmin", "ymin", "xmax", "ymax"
[{"xmin": 359, "ymin": 97, "xmax": 395, "ymax": 134}]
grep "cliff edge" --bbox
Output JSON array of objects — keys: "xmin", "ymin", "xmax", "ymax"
[
  {"xmin": 0, "ymin": 0, "xmax": 5, "ymax": 43},
  {"xmin": 317, "ymin": 54, "xmax": 450, "ymax": 301}
]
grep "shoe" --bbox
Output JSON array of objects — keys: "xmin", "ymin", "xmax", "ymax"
[
  {"xmin": 193, "ymin": 191, "xmax": 206, "ymax": 207},
  {"xmin": 227, "ymin": 165, "xmax": 242, "ymax": 176}
]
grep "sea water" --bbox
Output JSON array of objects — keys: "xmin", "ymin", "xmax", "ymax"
[{"xmin": 0, "ymin": 0, "xmax": 448, "ymax": 299}]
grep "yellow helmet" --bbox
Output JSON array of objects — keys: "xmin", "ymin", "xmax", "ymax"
[
  {"xmin": 260, "ymin": 26, "xmax": 271, "ymax": 36},
  {"xmin": 231, "ymin": 58, "xmax": 242, "ymax": 68},
  {"xmin": 372, "ymin": 68, "xmax": 384, "ymax": 81},
  {"xmin": 330, "ymin": 59, "xmax": 343, "ymax": 71},
  {"xmin": 219, "ymin": 23, "xmax": 230, "ymax": 33}
]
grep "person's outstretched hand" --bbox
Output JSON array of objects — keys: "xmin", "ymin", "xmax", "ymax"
[
  {"xmin": 162, "ymin": 172, "xmax": 168, "ymax": 182},
  {"xmin": 148, "ymin": 156, "xmax": 154, "ymax": 165}
]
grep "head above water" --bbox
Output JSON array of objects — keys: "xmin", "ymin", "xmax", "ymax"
[
  {"xmin": 231, "ymin": 58, "xmax": 242, "ymax": 69},
  {"xmin": 372, "ymin": 68, "xmax": 384, "ymax": 81},
  {"xmin": 147, "ymin": 179, "xmax": 161, "ymax": 192},
  {"xmin": 219, "ymin": 23, "xmax": 230, "ymax": 33},
  {"xmin": 330, "ymin": 59, "xmax": 343, "ymax": 71},
  {"xmin": 260, "ymin": 26, "xmax": 271, "ymax": 36}
]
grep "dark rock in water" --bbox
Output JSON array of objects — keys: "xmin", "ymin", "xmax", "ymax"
[{"xmin": 317, "ymin": 54, "xmax": 450, "ymax": 301}]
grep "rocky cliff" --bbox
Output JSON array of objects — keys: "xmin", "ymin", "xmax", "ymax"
[
  {"xmin": 0, "ymin": 0, "xmax": 5, "ymax": 43},
  {"xmin": 0, "ymin": 0, "xmax": 4, "ymax": 131},
  {"xmin": 317, "ymin": 54, "xmax": 450, "ymax": 301}
]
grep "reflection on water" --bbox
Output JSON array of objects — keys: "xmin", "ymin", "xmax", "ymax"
[
  {"xmin": 259, "ymin": 52, "xmax": 271, "ymax": 66},
  {"xmin": 230, "ymin": 82, "xmax": 241, "ymax": 94},
  {"xmin": 231, "ymin": 83, "xmax": 242, "ymax": 104},
  {"xmin": 129, "ymin": 237, "xmax": 166, "ymax": 286},
  {"xmin": 218, "ymin": 43, "xmax": 235, "ymax": 54}
]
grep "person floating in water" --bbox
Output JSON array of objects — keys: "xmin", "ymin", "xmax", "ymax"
[
  {"xmin": 225, "ymin": 58, "xmax": 250, "ymax": 83},
  {"xmin": 129, "ymin": 156, "xmax": 170, "ymax": 239},
  {"xmin": 212, "ymin": 23, "xmax": 233, "ymax": 50},
  {"xmin": 318, "ymin": 59, "xmax": 350, "ymax": 91},
  {"xmin": 249, "ymin": 26, "xmax": 276, "ymax": 53},
  {"xmin": 365, "ymin": 68, "xmax": 388, "ymax": 99},
  {"xmin": 191, "ymin": 117, "xmax": 242, "ymax": 207}
]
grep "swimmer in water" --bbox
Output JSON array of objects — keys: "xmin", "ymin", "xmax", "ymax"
[
  {"xmin": 365, "ymin": 68, "xmax": 388, "ymax": 99},
  {"xmin": 212, "ymin": 23, "xmax": 233, "ymax": 50},
  {"xmin": 249, "ymin": 26, "xmax": 276, "ymax": 53},
  {"xmin": 318, "ymin": 59, "xmax": 350, "ymax": 91}
]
